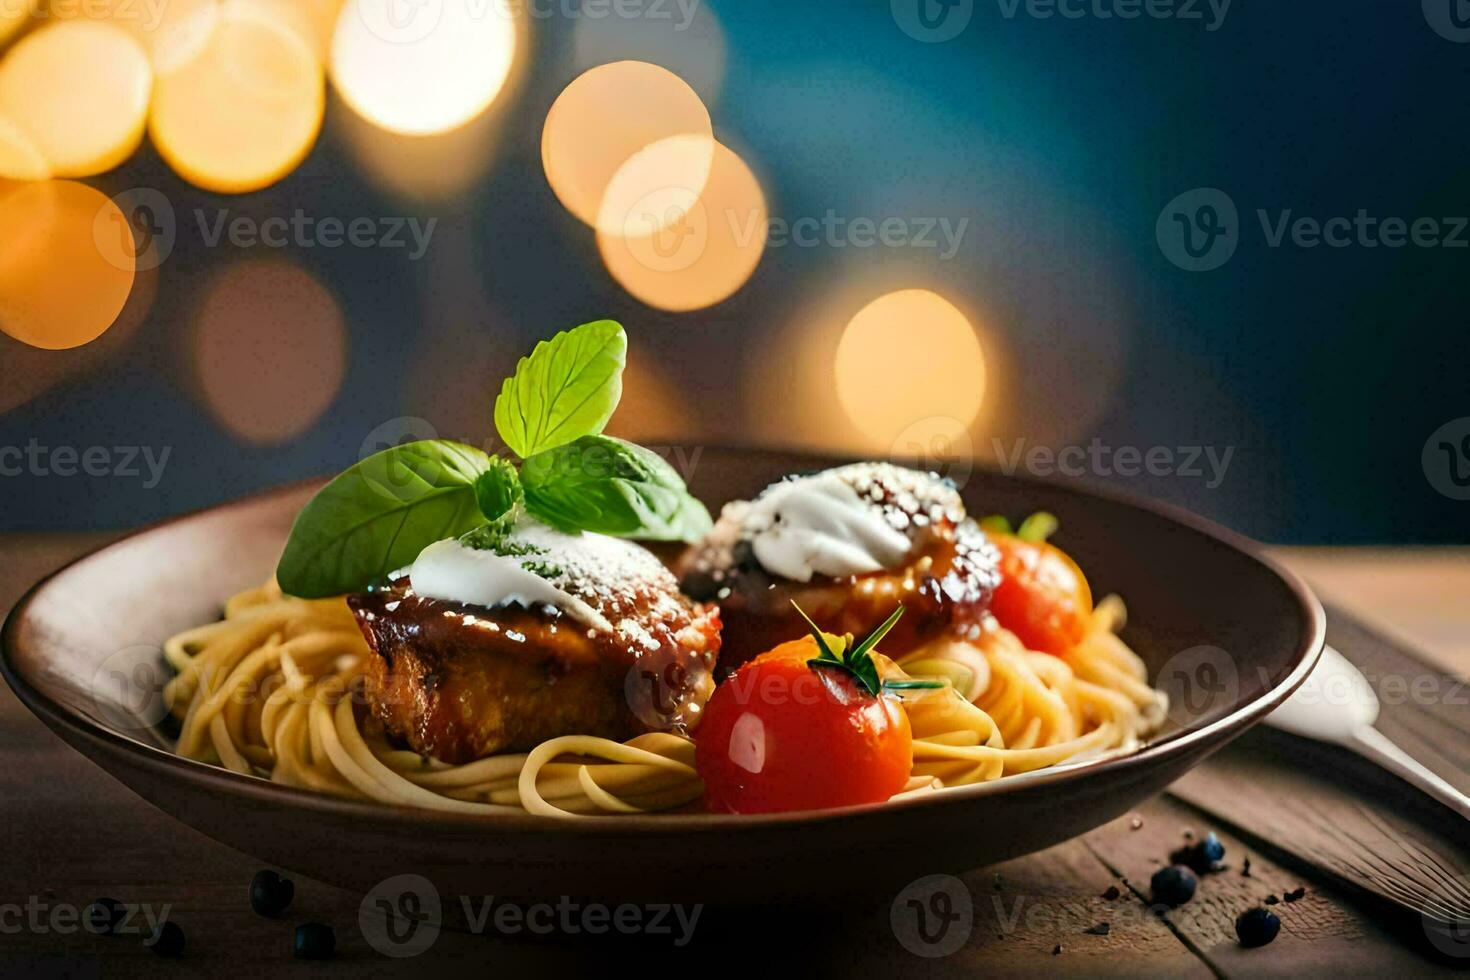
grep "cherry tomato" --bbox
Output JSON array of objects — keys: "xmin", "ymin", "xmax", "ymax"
[
  {"xmin": 695, "ymin": 637, "xmax": 913, "ymax": 814},
  {"xmin": 987, "ymin": 527, "xmax": 1093, "ymax": 656}
]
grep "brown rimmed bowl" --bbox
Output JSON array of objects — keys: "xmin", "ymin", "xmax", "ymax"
[{"xmin": 1, "ymin": 447, "xmax": 1323, "ymax": 907}]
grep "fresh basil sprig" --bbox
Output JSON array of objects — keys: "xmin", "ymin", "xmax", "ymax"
[
  {"xmin": 277, "ymin": 440, "xmax": 495, "ymax": 598},
  {"xmin": 522, "ymin": 435, "xmax": 712, "ymax": 541},
  {"xmin": 494, "ymin": 318, "xmax": 626, "ymax": 459},
  {"xmin": 276, "ymin": 320, "xmax": 709, "ymax": 598}
]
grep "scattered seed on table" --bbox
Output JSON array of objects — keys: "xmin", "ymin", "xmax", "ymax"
[
  {"xmin": 1284, "ymin": 886, "xmax": 1306, "ymax": 903},
  {"xmin": 250, "ymin": 870, "xmax": 295, "ymax": 918},
  {"xmin": 1083, "ymin": 922, "xmax": 1111, "ymax": 936},
  {"xmin": 1052, "ymin": 944, "xmax": 1063, "ymax": 955},
  {"xmin": 294, "ymin": 922, "xmax": 336, "ymax": 960},
  {"xmin": 1242, "ymin": 857, "xmax": 1252, "ymax": 877},
  {"xmin": 1102, "ymin": 885, "xmax": 1121, "ymax": 900},
  {"xmin": 1150, "ymin": 865, "xmax": 1198, "ymax": 907},
  {"xmin": 1129, "ymin": 815, "xmax": 1144, "ymax": 831},
  {"xmin": 1236, "ymin": 907, "xmax": 1281, "ymax": 948},
  {"xmin": 1264, "ymin": 895, "xmax": 1279, "ymax": 905}
]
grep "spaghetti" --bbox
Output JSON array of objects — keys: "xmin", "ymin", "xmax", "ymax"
[{"xmin": 164, "ymin": 584, "xmax": 1164, "ymax": 817}]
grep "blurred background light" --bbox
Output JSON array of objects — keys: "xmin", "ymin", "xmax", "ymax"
[
  {"xmin": 542, "ymin": 60, "xmax": 712, "ymax": 234},
  {"xmin": 53, "ymin": 0, "xmax": 219, "ymax": 70},
  {"xmin": 0, "ymin": 0, "xmax": 34, "ymax": 47},
  {"xmin": 0, "ymin": 21, "xmax": 151, "ymax": 177},
  {"xmin": 333, "ymin": 1, "xmax": 528, "ymax": 204},
  {"xmin": 0, "ymin": 115, "xmax": 47, "ymax": 180},
  {"xmin": 596, "ymin": 137, "xmax": 766, "ymax": 311},
  {"xmin": 570, "ymin": 0, "xmax": 726, "ymax": 106},
  {"xmin": 330, "ymin": 0, "xmax": 517, "ymax": 137},
  {"xmin": 237, "ymin": 0, "xmax": 342, "ymax": 60},
  {"xmin": 149, "ymin": 2, "xmax": 324, "ymax": 193},
  {"xmin": 833, "ymin": 289, "xmax": 987, "ymax": 449},
  {"xmin": 0, "ymin": 179, "xmax": 135, "ymax": 350},
  {"xmin": 190, "ymin": 259, "xmax": 347, "ymax": 445}
]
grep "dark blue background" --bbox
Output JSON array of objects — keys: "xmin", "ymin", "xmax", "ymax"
[{"xmin": 1, "ymin": 0, "xmax": 1466, "ymax": 542}]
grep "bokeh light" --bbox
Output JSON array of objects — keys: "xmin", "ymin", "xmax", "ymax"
[
  {"xmin": 597, "ymin": 137, "xmax": 766, "ymax": 312},
  {"xmin": 333, "ymin": 1, "xmax": 528, "ymax": 204},
  {"xmin": 191, "ymin": 259, "xmax": 347, "ymax": 445},
  {"xmin": 149, "ymin": 3, "xmax": 324, "ymax": 193},
  {"xmin": 571, "ymin": 1, "xmax": 726, "ymax": 105},
  {"xmin": 0, "ymin": 21, "xmax": 151, "ymax": 177},
  {"xmin": 330, "ymin": 0, "xmax": 517, "ymax": 136},
  {"xmin": 238, "ymin": 0, "xmax": 342, "ymax": 60},
  {"xmin": 542, "ymin": 61, "xmax": 712, "ymax": 234},
  {"xmin": 834, "ymin": 289, "xmax": 987, "ymax": 448},
  {"xmin": 53, "ymin": 0, "xmax": 219, "ymax": 70},
  {"xmin": 0, "ymin": 114, "xmax": 48, "ymax": 180},
  {"xmin": 0, "ymin": 0, "xmax": 35, "ymax": 47},
  {"xmin": 0, "ymin": 180, "xmax": 135, "ymax": 350}
]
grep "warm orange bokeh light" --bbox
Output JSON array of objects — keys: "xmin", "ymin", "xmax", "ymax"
[
  {"xmin": 834, "ymin": 289, "xmax": 987, "ymax": 447},
  {"xmin": 0, "ymin": 0, "xmax": 34, "ymax": 47},
  {"xmin": 330, "ymin": 0, "xmax": 517, "ymax": 136},
  {"xmin": 333, "ymin": 2, "xmax": 528, "ymax": 203},
  {"xmin": 150, "ymin": 5, "xmax": 324, "ymax": 193},
  {"xmin": 0, "ymin": 21, "xmax": 152, "ymax": 177},
  {"xmin": 192, "ymin": 259, "xmax": 347, "ymax": 444},
  {"xmin": 238, "ymin": 0, "xmax": 342, "ymax": 60},
  {"xmin": 597, "ymin": 138, "xmax": 766, "ymax": 312},
  {"xmin": 542, "ymin": 61, "xmax": 713, "ymax": 234},
  {"xmin": 54, "ymin": 0, "xmax": 219, "ymax": 70},
  {"xmin": 0, "ymin": 180, "xmax": 135, "ymax": 350},
  {"xmin": 0, "ymin": 114, "xmax": 47, "ymax": 180}
]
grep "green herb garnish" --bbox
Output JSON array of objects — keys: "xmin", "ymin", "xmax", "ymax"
[
  {"xmin": 275, "ymin": 320, "xmax": 709, "ymax": 598},
  {"xmin": 981, "ymin": 511, "xmax": 1059, "ymax": 543},
  {"xmin": 795, "ymin": 601, "xmax": 907, "ymax": 697}
]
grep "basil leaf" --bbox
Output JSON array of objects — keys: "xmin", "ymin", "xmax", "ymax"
[
  {"xmin": 494, "ymin": 320, "xmax": 627, "ymax": 459},
  {"xmin": 276, "ymin": 440, "xmax": 494, "ymax": 598},
  {"xmin": 521, "ymin": 435, "xmax": 712, "ymax": 542},
  {"xmin": 473, "ymin": 457, "xmax": 523, "ymax": 522}
]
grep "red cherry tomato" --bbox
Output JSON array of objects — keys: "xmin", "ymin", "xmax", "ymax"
[
  {"xmin": 988, "ymin": 532, "xmax": 1093, "ymax": 656},
  {"xmin": 695, "ymin": 638, "xmax": 913, "ymax": 814}
]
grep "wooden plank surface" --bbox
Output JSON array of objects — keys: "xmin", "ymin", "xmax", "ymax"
[{"xmin": 0, "ymin": 534, "xmax": 1466, "ymax": 975}]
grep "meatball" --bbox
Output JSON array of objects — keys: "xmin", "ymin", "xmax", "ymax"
[
  {"xmin": 349, "ymin": 528, "xmax": 720, "ymax": 764},
  {"xmin": 677, "ymin": 462, "xmax": 999, "ymax": 675}
]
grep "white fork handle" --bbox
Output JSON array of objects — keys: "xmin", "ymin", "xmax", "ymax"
[{"xmin": 1349, "ymin": 725, "xmax": 1470, "ymax": 821}]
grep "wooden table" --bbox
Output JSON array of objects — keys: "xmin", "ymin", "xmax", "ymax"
[{"xmin": 1, "ymin": 534, "xmax": 1466, "ymax": 977}]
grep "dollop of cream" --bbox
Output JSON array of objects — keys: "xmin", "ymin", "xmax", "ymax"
[
  {"xmin": 408, "ymin": 524, "xmax": 614, "ymax": 632},
  {"xmin": 744, "ymin": 471, "xmax": 912, "ymax": 582}
]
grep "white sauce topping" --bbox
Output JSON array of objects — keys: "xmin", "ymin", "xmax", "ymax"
[
  {"xmin": 408, "ymin": 522, "xmax": 629, "ymax": 632},
  {"xmin": 743, "ymin": 470, "xmax": 913, "ymax": 582}
]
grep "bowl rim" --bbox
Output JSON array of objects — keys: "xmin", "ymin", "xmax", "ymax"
[{"xmin": 1, "ymin": 447, "xmax": 1326, "ymax": 835}]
